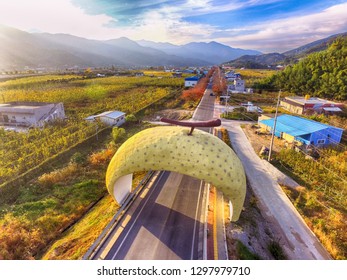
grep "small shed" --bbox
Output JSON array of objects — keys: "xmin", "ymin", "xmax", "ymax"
[
  {"xmin": 85, "ymin": 111, "xmax": 126, "ymax": 127},
  {"xmin": 259, "ymin": 114, "xmax": 344, "ymax": 146}
]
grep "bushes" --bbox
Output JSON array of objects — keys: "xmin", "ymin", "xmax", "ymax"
[
  {"xmin": 267, "ymin": 240, "xmax": 287, "ymax": 260},
  {"xmin": 236, "ymin": 240, "xmax": 261, "ymax": 260},
  {"xmin": 125, "ymin": 114, "xmax": 137, "ymax": 123},
  {"xmin": 38, "ymin": 163, "xmax": 79, "ymax": 187},
  {"xmin": 0, "ymin": 214, "xmax": 44, "ymax": 260},
  {"xmin": 70, "ymin": 152, "xmax": 86, "ymax": 165},
  {"xmin": 220, "ymin": 128, "xmax": 232, "ymax": 148},
  {"xmin": 88, "ymin": 148, "xmax": 115, "ymax": 167},
  {"xmin": 221, "ymin": 112, "xmax": 258, "ymax": 121},
  {"xmin": 111, "ymin": 127, "xmax": 126, "ymax": 144}
]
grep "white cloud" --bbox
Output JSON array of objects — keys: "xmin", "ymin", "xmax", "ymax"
[
  {"xmin": 107, "ymin": 10, "xmax": 217, "ymax": 44},
  {"xmin": 218, "ymin": 2, "xmax": 347, "ymax": 52},
  {"xmin": 0, "ymin": 0, "xmax": 346, "ymax": 52},
  {"xmin": 0, "ymin": 0, "xmax": 115, "ymax": 37},
  {"xmin": 0, "ymin": 0, "xmax": 219, "ymax": 43}
]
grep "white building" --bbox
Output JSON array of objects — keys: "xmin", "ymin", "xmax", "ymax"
[
  {"xmin": 240, "ymin": 102, "xmax": 262, "ymax": 113},
  {"xmin": 184, "ymin": 76, "xmax": 199, "ymax": 87},
  {"xmin": 247, "ymin": 105, "xmax": 263, "ymax": 113},
  {"xmin": 234, "ymin": 79, "xmax": 245, "ymax": 92},
  {"xmin": 85, "ymin": 111, "xmax": 126, "ymax": 127},
  {"xmin": 227, "ymin": 79, "xmax": 245, "ymax": 93},
  {"xmin": 0, "ymin": 102, "xmax": 65, "ymax": 128}
]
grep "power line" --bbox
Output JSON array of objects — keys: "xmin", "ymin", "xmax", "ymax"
[{"xmin": 268, "ymin": 90, "xmax": 281, "ymax": 162}]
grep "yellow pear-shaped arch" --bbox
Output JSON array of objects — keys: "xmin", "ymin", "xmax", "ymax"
[{"xmin": 106, "ymin": 126, "xmax": 246, "ymax": 221}]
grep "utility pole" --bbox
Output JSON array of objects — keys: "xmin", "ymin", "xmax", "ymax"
[{"xmin": 268, "ymin": 89, "xmax": 281, "ymax": 162}]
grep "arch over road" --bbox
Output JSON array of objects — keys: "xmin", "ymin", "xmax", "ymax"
[{"xmin": 106, "ymin": 126, "xmax": 246, "ymax": 221}]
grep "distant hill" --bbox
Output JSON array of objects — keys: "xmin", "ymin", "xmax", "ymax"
[
  {"xmin": 257, "ymin": 37, "xmax": 347, "ymax": 100},
  {"xmin": 0, "ymin": 25, "xmax": 260, "ymax": 70},
  {"xmin": 224, "ymin": 32, "xmax": 347, "ymax": 69},
  {"xmin": 226, "ymin": 53, "xmax": 286, "ymax": 69},
  {"xmin": 0, "ymin": 25, "xmax": 213, "ymax": 70},
  {"xmin": 137, "ymin": 40, "xmax": 261, "ymax": 65},
  {"xmin": 282, "ymin": 32, "xmax": 347, "ymax": 57}
]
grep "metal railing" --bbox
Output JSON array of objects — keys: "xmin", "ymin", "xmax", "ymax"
[{"xmin": 82, "ymin": 170, "xmax": 156, "ymax": 260}]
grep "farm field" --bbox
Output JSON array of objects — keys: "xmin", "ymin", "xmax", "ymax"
[
  {"xmin": 0, "ymin": 73, "xmax": 185, "ymax": 259},
  {"xmin": 0, "ymin": 74, "xmax": 183, "ymax": 185}
]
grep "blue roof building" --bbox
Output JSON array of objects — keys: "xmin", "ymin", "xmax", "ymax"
[
  {"xmin": 259, "ymin": 114, "xmax": 344, "ymax": 146},
  {"xmin": 184, "ymin": 76, "xmax": 200, "ymax": 87},
  {"xmin": 184, "ymin": 76, "xmax": 200, "ymax": 81}
]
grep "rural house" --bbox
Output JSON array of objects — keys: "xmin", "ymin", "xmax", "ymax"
[
  {"xmin": 280, "ymin": 96, "xmax": 344, "ymax": 115},
  {"xmin": 227, "ymin": 79, "xmax": 246, "ymax": 93},
  {"xmin": 0, "ymin": 101, "xmax": 65, "ymax": 129},
  {"xmin": 259, "ymin": 114, "xmax": 344, "ymax": 147},
  {"xmin": 184, "ymin": 76, "xmax": 200, "ymax": 87},
  {"xmin": 85, "ymin": 111, "xmax": 126, "ymax": 127}
]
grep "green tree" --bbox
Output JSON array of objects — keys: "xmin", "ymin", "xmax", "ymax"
[
  {"xmin": 112, "ymin": 127, "xmax": 126, "ymax": 143},
  {"xmin": 258, "ymin": 37, "xmax": 347, "ymax": 100},
  {"xmin": 125, "ymin": 114, "xmax": 137, "ymax": 123}
]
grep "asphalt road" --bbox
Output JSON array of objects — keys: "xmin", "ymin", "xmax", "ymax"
[
  {"xmin": 104, "ymin": 171, "xmax": 205, "ymax": 260},
  {"xmin": 192, "ymin": 83, "xmax": 215, "ymax": 122},
  {"xmin": 97, "ymin": 83, "xmax": 218, "ymax": 260}
]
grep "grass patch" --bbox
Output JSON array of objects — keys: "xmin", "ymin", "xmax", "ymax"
[
  {"xmin": 40, "ymin": 195, "xmax": 118, "ymax": 260},
  {"xmin": 0, "ymin": 122, "xmax": 157, "ymax": 259},
  {"xmin": 221, "ymin": 112, "xmax": 259, "ymax": 122},
  {"xmin": 236, "ymin": 240, "xmax": 261, "ymax": 260},
  {"xmin": 41, "ymin": 171, "xmax": 148, "ymax": 260},
  {"xmin": 220, "ymin": 128, "xmax": 232, "ymax": 149},
  {"xmin": 268, "ymin": 240, "xmax": 287, "ymax": 260}
]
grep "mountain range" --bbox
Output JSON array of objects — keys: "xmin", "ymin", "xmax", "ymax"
[
  {"xmin": 2, "ymin": 24, "xmax": 344, "ymax": 71},
  {"xmin": 136, "ymin": 40, "xmax": 261, "ymax": 66},
  {"xmin": 0, "ymin": 25, "xmax": 261, "ymax": 70},
  {"xmin": 224, "ymin": 32, "xmax": 347, "ymax": 68}
]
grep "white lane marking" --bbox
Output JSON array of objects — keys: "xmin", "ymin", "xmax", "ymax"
[
  {"xmin": 190, "ymin": 180, "xmax": 203, "ymax": 259},
  {"xmin": 111, "ymin": 171, "xmax": 166, "ymax": 259}
]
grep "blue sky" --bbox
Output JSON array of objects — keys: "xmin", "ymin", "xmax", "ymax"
[{"xmin": 0, "ymin": 0, "xmax": 346, "ymax": 52}]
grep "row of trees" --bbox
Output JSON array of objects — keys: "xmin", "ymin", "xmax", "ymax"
[
  {"xmin": 181, "ymin": 68, "xmax": 215, "ymax": 104},
  {"xmin": 255, "ymin": 37, "xmax": 347, "ymax": 100},
  {"xmin": 211, "ymin": 66, "xmax": 227, "ymax": 95}
]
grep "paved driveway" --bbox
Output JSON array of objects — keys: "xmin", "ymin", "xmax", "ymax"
[{"xmin": 222, "ymin": 119, "xmax": 331, "ymax": 260}]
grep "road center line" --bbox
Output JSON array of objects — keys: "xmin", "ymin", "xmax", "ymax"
[{"xmin": 190, "ymin": 180, "xmax": 203, "ymax": 259}]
